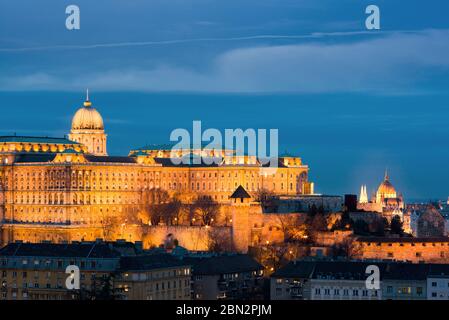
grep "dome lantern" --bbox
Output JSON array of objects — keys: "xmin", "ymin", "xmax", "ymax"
[{"xmin": 83, "ymin": 88, "xmax": 92, "ymax": 108}]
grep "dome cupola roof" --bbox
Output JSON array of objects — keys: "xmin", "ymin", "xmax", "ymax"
[
  {"xmin": 377, "ymin": 170, "xmax": 397, "ymax": 196},
  {"xmin": 71, "ymin": 90, "xmax": 104, "ymax": 131}
]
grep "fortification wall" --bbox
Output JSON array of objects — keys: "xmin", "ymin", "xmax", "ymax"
[
  {"xmin": 143, "ymin": 225, "xmax": 232, "ymax": 251},
  {"xmin": 353, "ymin": 240, "xmax": 449, "ymax": 263}
]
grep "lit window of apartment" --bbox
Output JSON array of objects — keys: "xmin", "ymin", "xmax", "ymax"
[{"xmin": 398, "ymin": 287, "xmax": 411, "ymax": 294}]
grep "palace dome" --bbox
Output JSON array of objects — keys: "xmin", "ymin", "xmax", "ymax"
[{"xmin": 71, "ymin": 96, "xmax": 104, "ymax": 131}]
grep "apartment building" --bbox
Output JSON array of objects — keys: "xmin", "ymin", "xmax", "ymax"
[
  {"xmin": 271, "ymin": 259, "xmax": 449, "ymax": 300},
  {"xmin": 184, "ymin": 254, "xmax": 264, "ymax": 300},
  {"xmin": 0, "ymin": 240, "xmax": 191, "ymax": 300}
]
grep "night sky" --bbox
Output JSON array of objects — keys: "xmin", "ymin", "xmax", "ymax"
[{"xmin": 0, "ymin": 0, "xmax": 448, "ymax": 200}]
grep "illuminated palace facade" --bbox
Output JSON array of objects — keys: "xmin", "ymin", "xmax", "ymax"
[{"xmin": 0, "ymin": 95, "xmax": 313, "ymax": 245}]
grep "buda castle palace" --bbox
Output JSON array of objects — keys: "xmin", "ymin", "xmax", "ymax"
[{"xmin": 0, "ymin": 93, "xmax": 313, "ymax": 246}]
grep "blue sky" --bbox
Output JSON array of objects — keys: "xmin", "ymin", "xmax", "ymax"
[{"xmin": 0, "ymin": 0, "xmax": 448, "ymax": 200}]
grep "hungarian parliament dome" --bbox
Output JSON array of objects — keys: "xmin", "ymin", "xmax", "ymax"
[{"xmin": 358, "ymin": 170, "xmax": 405, "ymax": 220}]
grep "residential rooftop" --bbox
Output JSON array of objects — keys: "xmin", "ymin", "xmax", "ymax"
[
  {"xmin": 183, "ymin": 254, "xmax": 263, "ymax": 276},
  {"xmin": 272, "ymin": 259, "xmax": 449, "ymax": 280}
]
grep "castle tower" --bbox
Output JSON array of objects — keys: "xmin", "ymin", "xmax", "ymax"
[
  {"xmin": 68, "ymin": 90, "xmax": 107, "ymax": 155},
  {"xmin": 230, "ymin": 185, "xmax": 252, "ymax": 253}
]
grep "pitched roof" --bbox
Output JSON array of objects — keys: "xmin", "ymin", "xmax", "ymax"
[
  {"xmin": 356, "ymin": 237, "xmax": 449, "ymax": 243},
  {"xmin": 14, "ymin": 154, "xmax": 56, "ymax": 163},
  {"xmin": 272, "ymin": 260, "xmax": 449, "ymax": 281},
  {"xmin": 0, "ymin": 136, "xmax": 79, "ymax": 145},
  {"xmin": 261, "ymin": 159, "xmax": 288, "ymax": 168},
  {"xmin": 183, "ymin": 254, "xmax": 262, "ymax": 275},
  {"xmin": 119, "ymin": 254, "xmax": 189, "ymax": 271},
  {"xmin": 154, "ymin": 157, "xmax": 220, "ymax": 167},
  {"xmin": 134, "ymin": 143, "xmax": 176, "ymax": 151},
  {"xmin": 131, "ymin": 150, "xmax": 148, "ymax": 156},
  {"xmin": 14, "ymin": 154, "xmax": 138, "ymax": 164},
  {"xmin": 271, "ymin": 260, "xmax": 316, "ymax": 278},
  {"xmin": 84, "ymin": 155, "xmax": 137, "ymax": 164},
  {"xmin": 135, "ymin": 143, "xmax": 226, "ymax": 151},
  {"xmin": 230, "ymin": 185, "xmax": 251, "ymax": 199},
  {"xmin": 0, "ymin": 242, "xmax": 120, "ymax": 258},
  {"xmin": 61, "ymin": 148, "xmax": 80, "ymax": 154}
]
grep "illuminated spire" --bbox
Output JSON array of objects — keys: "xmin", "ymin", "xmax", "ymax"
[
  {"xmin": 359, "ymin": 184, "xmax": 368, "ymax": 203},
  {"xmin": 384, "ymin": 168, "xmax": 389, "ymax": 181},
  {"xmin": 83, "ymin": 89, "xmax": 92, "ymax": 107}
]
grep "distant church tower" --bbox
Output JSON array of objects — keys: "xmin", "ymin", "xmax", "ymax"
[
  {"xmin": 359, "ymin": 185, "xmax": 368, "ymax": 204},
  {"xmin": 68, "ymin": 90, "xmax": 107, "ymax": 156}
]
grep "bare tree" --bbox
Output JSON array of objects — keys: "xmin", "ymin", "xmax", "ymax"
[
  {"xmin": 254, "ymin": 188, "xmax": 278, "ymax": 212},
  {"xmin": 192, "ymin": 195, "xmax": 220, "ymax": 226},
  {"xmin": 301, "ymin": 211, "xmax": 328, "ymax": 244},
  {"xmin": 162, "ymin": 197, "xmax": 183, "ymax": 225},
  {"xmin": 258, "ymin": 243, "xmax": 291, "ymax": 274},
  {"xmin": 143, "ymin": 188, "xmax": 170, "ymax": 226},
  {"xmin": 254, "ymin": 188, "xmax": 275, "ymax": 202},
  {"xmin": 390, "ymin": 215, "xmax": 404, "ymax": 236},
  {"xmin": 207, "ymin": 228, "xmax": 233, "ymax": 252},
  {"xmin": 183, "ymin": 203, "xmax": 197, "ymax": 226},
  {"xmin": 276, "ymin": 215, "xmax": 308, "ymax": 242},
  {"xmin": 332, "ymin": 237, "xmax": 363, "ymax": 259},
  {"xmin": 100, "ymin": 214, "xmax": 119, "ymax": 241}
]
